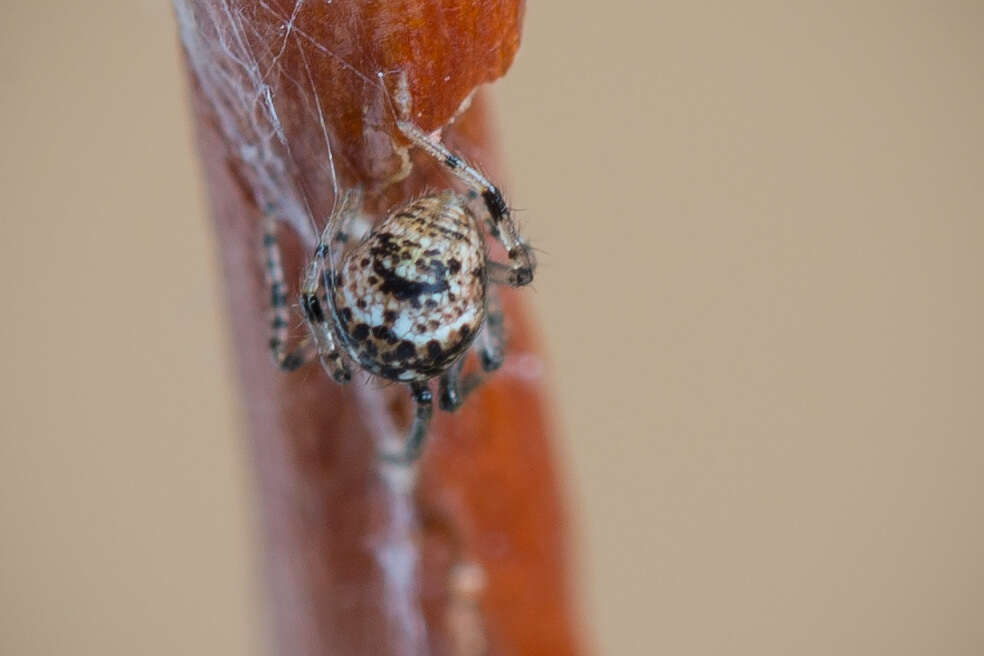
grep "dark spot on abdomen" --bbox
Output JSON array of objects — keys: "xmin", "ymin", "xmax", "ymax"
[
  {"xmin": 426, "ymin": 340, "xmax": 443, "ymax": 360},
  {"xmin": 351, "ymin": 323, "xmax": 369, "ymax": 341},
  {"xmin": 373, "ymin": 325, "xmax": 397, "ymax": 343},
  {"xmin": 396, "ymin": 340, "xmax": 416, "ymax": 360}
]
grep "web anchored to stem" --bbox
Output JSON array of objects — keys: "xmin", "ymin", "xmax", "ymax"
[{"xmin": 176, "ymin": 1, "xmax": 583, "ymax": 654}]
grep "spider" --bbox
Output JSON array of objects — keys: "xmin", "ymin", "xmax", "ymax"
[{"xmin": 262, "ymin": 121, "xmax": 536, "ymax": 463}]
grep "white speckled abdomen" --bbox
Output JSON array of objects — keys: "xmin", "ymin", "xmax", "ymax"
[{"xmin": 331, "ymin": 191, "xmax": 488, "ymax": 382}]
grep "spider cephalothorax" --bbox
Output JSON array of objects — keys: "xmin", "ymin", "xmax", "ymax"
[{"xmin": 263, "ymin": 121, "xmax": 535, "ymax": 463}]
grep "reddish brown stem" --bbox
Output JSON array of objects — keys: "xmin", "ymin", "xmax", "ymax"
[{"xmin": 177, "ymin": 1, "xmax": 583, "ymax": 653}]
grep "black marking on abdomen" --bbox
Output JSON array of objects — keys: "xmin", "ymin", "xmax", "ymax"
[
  {"xmin": 395, "ymin": 341, "xmax": 416, "ymax": 360},
  {"xmin": 372, "ymin": 259, "xmax": 448, "ymax": 301}
]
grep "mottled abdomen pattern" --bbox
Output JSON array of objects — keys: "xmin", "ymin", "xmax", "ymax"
[{"xmin": 332, "ymin": 191, "xmax": 487, "ymax": 382}]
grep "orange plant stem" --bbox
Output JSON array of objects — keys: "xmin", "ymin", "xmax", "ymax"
[{"xmin": 177, "ymin": 1, "xmax": 583, "ymax": 653}]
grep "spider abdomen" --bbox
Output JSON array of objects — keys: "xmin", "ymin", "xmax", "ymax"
[{"xmin": 332, "ymin": 191, "xmax": 487, "ymax": 382}]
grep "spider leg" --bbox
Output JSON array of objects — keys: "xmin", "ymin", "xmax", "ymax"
[
  {"xmin": 439, "ymin": 290, "xmax": 505, "ymax": 411},
  {"xmin": 438, "ymin": 357, "xmax": 469, "ymax": 412},
  {"xmin": 486, "ymin": 259, "xmax": 537, "ymax": 288},
  {"xmin": 477, "ymin": 292, "xmax": 506, "ymax": 372},
  {"xmin": 296, "ymin": 192, "xmax": 365, "ymax": 384},
  {"xmin": 330, "ymin": 187, "xmax": 369, "ymax": 245},
  {"xmin": 381, "ymin": 382, "xmax": 434, "ymax": 464},
  {"xmin": 263, "ymin": 213, "xmax": 315, "ymax": 371},
  {"xmin": 396, "ymin": 121, "xmax": 536, "ymax": 287}
]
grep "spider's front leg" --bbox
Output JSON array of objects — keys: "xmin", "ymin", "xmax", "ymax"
[
  {"xmin": 298, "ymin": 257, "xmax": 351, "ymax": 383},
  {"xmin": 298, "ymin": 193, "xmax": 367, "ymax": 384},
  {"xmin": 262, "ymin": 194, "xmax": 363, "ymax": 382},
  {"xmin": 396, "ymin": 121, "xmax": 536, "ymax": 288}
]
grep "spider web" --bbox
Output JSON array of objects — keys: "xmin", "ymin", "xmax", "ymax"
[
  {"xmin": 173, "ymin": 2, "xmax": 428, "ymax": 651},
  {"xmin": 173, "ymin": 0, "xmax": 392, "ymax": 245}
]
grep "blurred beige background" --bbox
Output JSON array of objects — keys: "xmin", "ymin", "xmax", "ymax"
[{"xmin": 3, "ymin": 1, "xmax": 983, "ymax": 654}]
